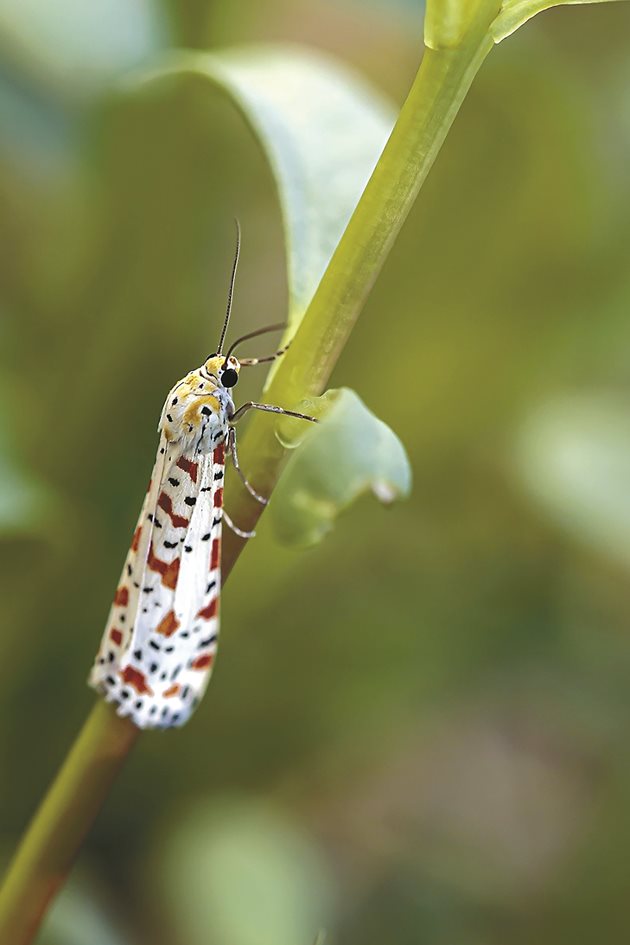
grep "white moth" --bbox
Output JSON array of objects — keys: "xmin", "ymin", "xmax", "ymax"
[{"xmin": 89, "ymin": 223, "xmax": 316, "ymax": 728}]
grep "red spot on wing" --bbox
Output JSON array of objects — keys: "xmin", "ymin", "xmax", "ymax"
[
  {"xmin": 147, "ymin": 478, "xmax": 152, "ymax": 493},
  {"xmin": 131, "ymin": 527, "xmax": 142, "ymax": 552},
  {"xmin": 109, "ymin": 628, "xmax": 123, "ymax": 645},
  {"xmin": 156, "ymin": 610, "xmax": 180, "ymax": 637},
  {"xmin": 210, "ymin": 537, "xmax": 220, "ymax": 571},
  {"xmin": 197, "ymin": 598, "xmax": 218, "ymax": 620},
  {"xmin": 114, "ymin": 586, "xmax": 129, "ymax": 606},
  {"xmin": 163, "ymin": 683, "xmax": 181, "ymax": 698},
  {"xmin": 120, "ymin": 666, "xmax": 153, "ymax": 695},
  {"xmin": 213, "ymin": 444, "xmax": 225, "ymax": 465},
  {"xmin": 176, "ymin": 456, "xmax": 198, "ymax": 483},
  {"xmin": 213, "ymin": 487, "xmax": 223, "ymax": 508},
  {"xmin": 158, "ymin": 491, "xmax": 190, "ymax": 529},
  {"xmin": 191, "ymin": 654, "xmax": 214, "ymax": 670},
  {"xmin": 147, "ymin": 543, "xmax": 181, "ymax": 589}
]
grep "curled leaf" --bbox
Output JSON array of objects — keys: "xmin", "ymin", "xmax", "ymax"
[
  {"xmin": 271, "ymin": 388, "xmax": 412, "ymax": 548},
  {"xmin": 131, "ymin": 46, "xmax": 395, "ymax": 333}
]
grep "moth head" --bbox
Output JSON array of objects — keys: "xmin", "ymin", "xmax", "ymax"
[{"xmin": 203, "ymin": 354, "xmax": 241, "ymax": 388}]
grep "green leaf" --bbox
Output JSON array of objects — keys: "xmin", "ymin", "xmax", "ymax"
[
  {"xmin": 38, "ymin": 877, "xmax": 130, "ymax": 945},
  {"xmin": 157, "ymin": 798, "xmax": 334, "ymax": 945},
  {"xmin": 270, "ymin": 388, "xmax": 412, "ymax": 548},
  {"xmin": 491, "ymin": 0, "xmax": 626, "ymax": 43},
  {"xmin": 131, "ymin": 45, "xmax": 395, "ymax": 332},
  {"xmin": 0, "ymin": 435, "xmax": 55, "ymax": 540},
  {"xmin": 0, "ymin": 0, "xmax": 166, "ymax": 95},
  {"xmin": 515, "ymin": 394, "xmax": 630, "ymax": 568}
]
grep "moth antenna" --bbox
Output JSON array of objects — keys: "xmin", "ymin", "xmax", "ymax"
[
  {"xmin": 216, "ymin": 218, "xmax": 241, "ymax": 356},
  {"xmin": 225, "ymin": 322, "xmax": 287, "ymax": 360}
]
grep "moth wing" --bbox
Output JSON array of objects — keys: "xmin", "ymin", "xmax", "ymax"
[
  {"xmin": 90, "ymin": 437, "xmax": 225, "ymax": 729},
  {"xmin": 89, "ymin": 434, "xmax": 168, "ymax": 695}
]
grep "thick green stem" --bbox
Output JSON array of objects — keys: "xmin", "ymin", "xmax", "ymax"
[
  {"xmin": 0, "ymin": 703, "xmax": 138, "ymax": 945},
  {"xmin": 222, "ymin": 29, "xmax": 495, "ymax": 577},
  {"xmin": 0, "ymin": 24, "xmax": 495, "ymax": 945}
]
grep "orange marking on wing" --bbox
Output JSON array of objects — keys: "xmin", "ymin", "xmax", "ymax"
[
  {"xmin": 213, "ymin": 444, "xmax": 225, "ymax": 465},
  {"xmin": 156, "ymin": 609, "xmax": 180, "ymax": 637},
  {"xmin": 176, "ymin": 456, "xmax": 198, "ymax": 483},
  {"xmin": 163, "ymin": 683, "xmax": 181, "ymax": 698},
  {"xmin": 147, "ymin": 477, "xmax": 152, "ymax": 493},
  {"xmin": 120, "ymin": 666, "xmax": 153, "ymax": 695},
  {"xmin": 197, "ymin": 598, "xmax": 218, "ymax": 620},
  {"xmin": 213, "ymin": 487, "xmax": 223, "ymax": 508},
  {"xmin": 210, "ymin": 537, "xmax": 220, "ymax": 571},
  {"xmin": 147, "ymin": 543, "xmax": 167, "ymax": 577},
  {"xmin": 158, "ymin": 491, "xmax": 190, "ymax": 529},
  {"xmin": 147, "ymin": 543, "xmax": 181, "ymax": 589},
  {"xmin": 163, "ymin": 557, "xmax": 180, "ymax": 590},
  {"xmin": 131, "ymin": 526, "xmax": 142, "ymax": 552},
  {"xmin": 191, "ymin": 654, "xmax": 214, "ymax": 670},
  {"xmin": 114, "ymin": 586, "xmax": 129, "ymax": 606},
  {"xmin": 109, "ymin": 628, "xmax": 123, "ymax": 645}
]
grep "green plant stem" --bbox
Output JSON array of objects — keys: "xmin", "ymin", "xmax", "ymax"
[
  {"xmin": 0, "ymin": 25, "xmax": 495, "ymax": 945},
  {"xmin": 221, "ymin": 27, "xmax": 495, "ymax": 578},
  {"xmin": 0, "ymin": 702, "xmax": 139, "ymax": 945}
]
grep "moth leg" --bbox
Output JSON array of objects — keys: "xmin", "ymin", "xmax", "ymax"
[
  {"xmin": 227, "ymin": 426, "xmax": 268, "ymax": 506},
  {"xmin": 223, "ymin": 509, "xmax": 256, "ymax": 539},
  {"xmin": 238, "ymin": 340, "xmax": 291, "ymax": 366},
  {"xmin": 230, "ymin": 401, "xmax": 318, "ymax": 425}
]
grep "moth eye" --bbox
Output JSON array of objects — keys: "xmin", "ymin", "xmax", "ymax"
[{"xmin": 221, "ymin": 368, "xmax": 238, "ymax": 388}]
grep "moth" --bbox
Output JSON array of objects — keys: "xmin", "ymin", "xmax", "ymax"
[{"xmin": 89, "ymin": 223, "xmax": 316, "ymax": 729}]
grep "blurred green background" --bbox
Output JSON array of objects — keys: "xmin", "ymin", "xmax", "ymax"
[{"xmin": 2, "ymin": 1, "xmax": 630, "ymax": 943}]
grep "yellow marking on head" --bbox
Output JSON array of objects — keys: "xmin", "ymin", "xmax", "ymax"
[
  {"xmin": 203, "ymin": 355, "xmax": 241, "ymax": 379},
  {"xmin": 183, "ymin": 394, "xmax": 220, "ymax": 424}
]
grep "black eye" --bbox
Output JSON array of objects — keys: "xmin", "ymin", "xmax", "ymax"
[{"xmin": 221, "ymin": 368, "xmax": 238, "ymax": 388}]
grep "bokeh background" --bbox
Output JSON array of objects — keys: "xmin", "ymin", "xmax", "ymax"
[{"xmin": 2, "ymin": 1, "xmax": 630, "ymax": 943}]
